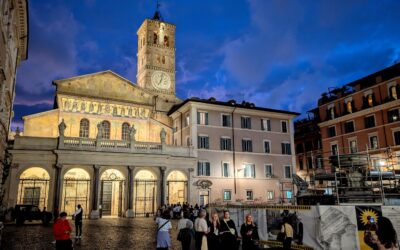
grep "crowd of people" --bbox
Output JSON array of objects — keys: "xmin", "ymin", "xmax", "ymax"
[{"xmin": 155, "ymin": 203, "xmax": 260, "ymax": 250}]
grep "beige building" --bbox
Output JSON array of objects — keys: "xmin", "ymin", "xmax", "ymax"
[
  {"xmin": 0, "ymin": 0, "xmax": 28, "ymax": 201},
  {"xmin": 4, "ymin": 12, "xmax": 298, "ymax": 218}
]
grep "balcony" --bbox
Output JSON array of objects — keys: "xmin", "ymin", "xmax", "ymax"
[{"xmin": 12, "ymin": 135, "xmax": 195, "ymax": 158}]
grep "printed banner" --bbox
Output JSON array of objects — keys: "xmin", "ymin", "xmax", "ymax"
[{"xmin": 355, "ymin": 206, "xmax": 382, "ymax": 250}]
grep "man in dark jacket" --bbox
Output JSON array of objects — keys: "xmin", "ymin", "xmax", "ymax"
[{"xmin": 73, "ymin": 204, "xmax": 83, "ymax": 239}]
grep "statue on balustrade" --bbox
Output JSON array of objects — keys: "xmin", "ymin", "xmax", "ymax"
[
  {"xmin": 160, "ymin": 128, "xmax": 166, "ymax": 144},
  {"xmin": 58, "ymin": 119, "xmax": 66, "ymax": 136},
  {"xmin": 97, "ymin": 123, "xmax": 103, "ymax": 139},
  {"xmin": 129, "ymin": 125, "xmax": 136, "ymax": 142}
]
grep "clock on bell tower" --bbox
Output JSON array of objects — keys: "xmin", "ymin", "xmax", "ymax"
[{"xmin": 136, "ymin": 10, "xmax": 176, "ymax": 98}]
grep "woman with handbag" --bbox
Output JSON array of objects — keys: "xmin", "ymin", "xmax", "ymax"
[
  {"xmin": 240, "ymin": 214, "xmax": 260, "ymax": 250},
  {"xmin": 207, "ymin": 213, "xmax": 221, "ymax": 250},
  {"xmin": 156, "ymin": 210, "xmax": 172, "ymax": 250},
  {"xmin": 219, "ymin": 210, "xmax": 239, "ymax": 250},
  {"xmin": 194, "ymin": 209, "xmax": 209, "ymax": 250}
]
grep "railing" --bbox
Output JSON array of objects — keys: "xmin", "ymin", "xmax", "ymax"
[{"xmin": 59, "ymin": 136, "xmax": 194, "ymax": 157}]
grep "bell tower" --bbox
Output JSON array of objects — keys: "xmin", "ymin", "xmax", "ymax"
[{"xmin": 136, "ymin": 7, "xmax": 176, "ymax": 99}]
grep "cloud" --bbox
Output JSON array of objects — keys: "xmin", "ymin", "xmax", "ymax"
[{"xmin": 15, "ymin": 4, "xmax": 81, "ymax": 102}]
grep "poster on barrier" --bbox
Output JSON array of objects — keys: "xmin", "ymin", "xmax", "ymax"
[
  {"xmin": 317, "ymin": 206, "xmax": 359, "ymax": 250},
  {"xmin": 355, "ymin": 206, "xmax": 382, "ymax": 250},
  {"xmin": 381, "ymin": 206, "xmax": 400, "ymax": 248},
  {"xmin": 266, "ymin": 206, "xmax": 321, "ymax": 250}
]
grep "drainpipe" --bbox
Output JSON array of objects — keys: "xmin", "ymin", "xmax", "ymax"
[{"xmin": 232, "ymin": 107, "xmax": 237, "ymax": 194}]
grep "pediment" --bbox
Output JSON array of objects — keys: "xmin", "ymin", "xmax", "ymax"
[{"xmin": 53, "ymin": 70, "xmax": 154, "ymax": 104}]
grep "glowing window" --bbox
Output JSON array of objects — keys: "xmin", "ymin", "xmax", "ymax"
[
  {"xmin": 101, "ymin": 121, "xmax": 110, "ymax": 139},
  {"xmin": 79, "ymin": 119, "xmax": 89, "ymax": 138},
  {"xmin": 122, "ymin": 123, "xmax": 130, "ymax": 140}
]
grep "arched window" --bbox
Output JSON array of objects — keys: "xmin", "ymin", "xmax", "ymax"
[
  {"xmin": 153, "ymin": 32, "xmax": 158, "ymax": 44},
  {"xmin": 164, "ymin": 35, "xmax": 169, "ymax": 47},
  {"xmin": 101, "ymin": 120, "xmax": 111, "ymax": 139},
  {"xmin": 367, "ymin": 94, "xmax": 373, "ymax": 107},
  {"xmin": 156, "ymin": 55, "xmax": 160, "ymax": 64},
  {"xmin": 122, "ymin": 123, "xmax": 130, "ymax": 140},
  {"xmin": 79, "ymin": 119, "xmax": 89, "ymax": 138},
  {"xmin": 162, "ymin": 55, "xmax": 165, "ymax": 64}
]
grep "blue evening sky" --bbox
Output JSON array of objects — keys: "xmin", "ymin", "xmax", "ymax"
[{"xmin": 12, "ymin": 0, "xmax": 400, "ymax": 129}]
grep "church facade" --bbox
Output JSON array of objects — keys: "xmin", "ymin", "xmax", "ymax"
[{"xmin": 4, "ymin": 14, "xmax": 298, "ymax": 218}]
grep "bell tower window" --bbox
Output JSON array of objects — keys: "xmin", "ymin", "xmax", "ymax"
[
  {"xmin": 162, "ymin": 55, "xmax": 165, "ymax": 64},
  {"xmin": 153, "ymin": 32, "xmax": 158, "ymax": 44},
  {"xmin": 164, "ymin": 35, "xmax": 169, "ymax": 47}
]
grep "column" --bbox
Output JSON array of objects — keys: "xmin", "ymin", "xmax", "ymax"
[
  {"xmin": 53, "ymin": 164, "xmax": 63, "ymax": 216},
  {"xmin": 187, "ymin": 168, "xmax": 193, "ymax": 204},
  {"xmin": 125, "ymin": 166, "xmax": 135, "ymax": 218},
  {"xmin": 90, "ymin": 165, "xmax": 100, "ymax": 219},
  {"xmin": 159, "ymin": 166, "xmax": 166, "ymax": 206}
]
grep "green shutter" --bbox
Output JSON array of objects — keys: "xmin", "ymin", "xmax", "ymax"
[
  {"xmin": 205, "ymin": 113, "xmax": 209, "ymax": 125},
  {"xmin": 197, "ymin": 112, "xmax": 200, "ymax": 124},
  {"xmin": 206, "ymin": 162, "xmax": 210, "ymax": 176}
]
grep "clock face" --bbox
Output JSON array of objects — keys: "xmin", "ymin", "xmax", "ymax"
[{"xmin": 151, "ymin": 71, "xmax": 171, "ymax": 90}]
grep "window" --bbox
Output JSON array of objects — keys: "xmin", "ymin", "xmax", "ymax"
[
  {"xmin": 220, "ymin": 137, "xmax": 232, "ymax": 151},
  {"xmin": 307, "ymin": 157, "xmax": 313, "ymax": 169},
  {"xmin": 331, "ymin": 144, "xmax": 338, "ymax": 156},
  {"xmin": 79, "ymin": 119, "xmax": 89, "ymax": 138},
  {"xmin": 329, "ymin": 107, "xmax": 336, "ymax": 119},
  {"xmin": 163, "ymin": 35, "xmax": 169, "ymax": 47},
  {"xmin": 388, "ymin": 109, "xmax": 399, "ymax": 123},
  {"xmin": 344, "ymin": 121, "xmax": 355, "ymax": 133},
  {"xmin": 223, "ymin": 190, "xmax": 231, "ymax": 201},
  {"xmin": 317, "ymin": 158, "xmax": 324, "ymax": 169},
  {"xmin": 241, "ymin": 117, "xmax": 251, "ymax": 129},
  {"xmin": 153, "ymin": 32, "xmax": 158, "ymax": 44},
  {"xmin": 286, "ymin": 191, "xmax": 293, "ymax": 199},
  {"xmin": 346, "ymin": 101, "xmax": 353, "ymax": 113},
  {"xmin": 246, "ymin": 190, "xmax": 253, "ymax": 201},
  {"xmin": 101, "ymin": 120, "xmax": 111, "ymax": 139},
  {"xmin": 281, "ymin": 142, "xmax": 291, "ymax": 155},
  {"xmin": 186, "ymin": 137, "xmax": 191, "ymax": 146},
  {"xmin": 222, "ymin": 114, "xmax": 231, "ymax": 127},
  {"xmin": 265, "ymin": 164, "xmax": 272, "ymax": 177},
  {"xmin": 281, "ymin": 121, "xmax": 288, "ymax": 133},
  {"xmin": 369, "ymin": 135, "xmax": 378, "ymax": 149},
  {"xmin": 197, "ymin": 162, "xmax": 210, "ymax": 176},
  {"xmin": 198, "ymin": 136, "xmax": 209, "ymax": 149},
  {"xmin": 349, "ymin": 139, "xmax": 357, "ymax": 153},
  {"xmin": 284, "ymin": 166, "xmax": 292, "ymax": 179},
  {"xmin": 394, "ymin": 131, "xmax": 400, "ymax": 146},
  {"xmin": 364, "ymin": 115, "xmax": 375, "ymax": 128},
  {"xmin": 243, "ymin": 164, "xmax": 255, "ymax": 178},
  {"xmin": 222, "ymin": 162, "xmax": 230, "ymax": 177},
  {"xmin": 267, "ymin": 191, "xmax": 274, "ymax": 200},
  {"xmin": 184, "ymin": 113, "xmax": 190, "ymax": 127},
  {"xmin": 162, "ymin": 55, "xmax": 165, "ymax": 64},
  {"xmin": 389, "ymin": 85, "xmax": 398, "ymax": 100},
  {"xmin": 264, "ymin": 141, "xmax": 271, "ymax": 153},
  {"xmin": 261, "ymin": 119, "xmax": 271, "ymax": 131},
  {"xmin": 242, "ymin": 139, "xmax": 253, "ymax": 152},
  {"xmin": 367, "ymin": 94, "xmax": 374, "ymax": 107},
  {"xmin": 121, "ymin": 123, "xmax": 130, "ymax": 140},
  {"xmin": 328, "ymin": 126, "xmax": 336, "ymax": 137},
  {"xmin": 197, "ymin": 112, "xmax": 208, "ymax": 125}
]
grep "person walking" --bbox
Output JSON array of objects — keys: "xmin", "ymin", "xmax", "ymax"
[
  {"xmin": 240, "ymin": 214, "xmax": 260, "ymax": 250},
  {"xmin": 207, "ymin": 212, "xmax": 221, "ymax": 250},
  {"xmin": 156, "ymin": 210, "xmax": 172, "ymax": 250},
  {"xmin": 73, "ymin": 204, "xmax": 83, "ymax": 239},
  {"xmin": 194, "ymin": 209, "xmax": 208, "ymax": 250},
  {"xmin": 53, "ymin": 212, "xmax": 72, "ymax": 250},
  {"xmin": 281, "ymin": 217, "xmax": 293, "ymax": 250},
  {"xmin": 219, "ymin": 210, "xmax": 239, "ymax": 250}
]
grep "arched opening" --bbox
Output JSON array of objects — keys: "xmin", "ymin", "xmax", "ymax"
[
  {"xmin": 167, "ymin": 170, "xmax": 187, "ymax": 205},
  {"xmin": 17, "ymin": 167, "xmax": 50, "ymax": 210},
  {"xmin": 101, "ymin": 120, "xmax": 110, "ymax": 139},
  {"xmin": 100, "ymin": 169, "xmax": 125, "ymax": 217},
  {"xmin": 153, "ymin": 32, "xmax": 158, "ymax": 44},
  {"xmin": 164, "ymin": 35, "xmax": 169, "ymax": 47},
  {"xmin": 134, "ymin": 170, "xmax": 157, "ymax": 217},
  {"xmin": 121, "ymin": 123, "xmax": 130, "ymax": 141},
  {"xmin": 62, "ymin": 168, "xmax": 90, "ymax": 218},
  {"xmin": 79, "ymin": 119, "xmax": 89, "ymax": 138}
]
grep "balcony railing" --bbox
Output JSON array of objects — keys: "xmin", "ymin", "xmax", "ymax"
[{"xmin": 59, "ymin": 136, "xmax": 194, "ymax": 157}]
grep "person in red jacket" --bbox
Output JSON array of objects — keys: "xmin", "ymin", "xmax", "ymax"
[{"xmin": 53, "ymin": 212, "xmax": 73, "ymax": 250}]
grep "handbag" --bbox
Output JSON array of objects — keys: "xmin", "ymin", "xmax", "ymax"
[{"xmin": 223, "ymin": 219, "xmax": 236, "ymax": 235}]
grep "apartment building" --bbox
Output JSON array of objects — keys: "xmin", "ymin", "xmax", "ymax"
[
  {"xmin": 169, "ymin": 98, "xmax": 299, "ymax": 204},
  {"xmin": 318, "ymin": 63, "xmax": 400, "ymax": 173}
]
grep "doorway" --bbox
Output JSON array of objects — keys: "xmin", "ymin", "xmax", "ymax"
[{"xmin": 100, "ymin": 169, "xmax": 125, "ymax": 217}]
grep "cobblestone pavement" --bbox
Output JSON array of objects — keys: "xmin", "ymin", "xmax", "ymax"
[{"xmin": 1, "ymin": 218, "xmax": 181, "ymax": 250}]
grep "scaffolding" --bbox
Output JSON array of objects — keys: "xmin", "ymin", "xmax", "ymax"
[{"xmin": 295, "ymin": 146, "xmax": 400, "ymax": 205}]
